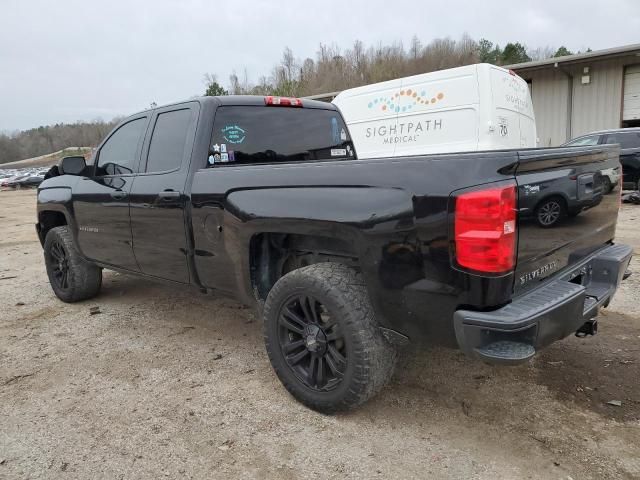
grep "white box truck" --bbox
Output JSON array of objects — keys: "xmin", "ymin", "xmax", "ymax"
[{"xmin": 332, "ymin": 63, "xmax": 536, "ymax": 158}]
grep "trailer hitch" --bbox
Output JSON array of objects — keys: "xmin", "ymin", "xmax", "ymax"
[{"xmin": 575, "ymin": 319, "xmax": 598, "ymax": 338}]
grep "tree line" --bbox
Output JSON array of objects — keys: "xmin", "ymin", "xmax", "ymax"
[
  {"xmin": 204, "ymin": 35, "xmax": 584, "ymax": 98},
  {"xmin": 0, "ymin": 120, "xmax": 119, "ymax": 165},
  {"xmin": 1, "ymin": 34, "xmax": 584, "ymax": 165}
]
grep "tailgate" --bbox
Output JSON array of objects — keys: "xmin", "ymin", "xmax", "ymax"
[{"xmin": 514, "ymin": 145, "xmax": 621, "ymax": 295}]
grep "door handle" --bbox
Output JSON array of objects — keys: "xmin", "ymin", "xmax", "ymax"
[
  {"xmin": 110, "ymin": 190, "xmax": 128, "ymax": 200},
  {"xmin": 158, "ymin": 190, "xmax": 181, "ymax": 200}
]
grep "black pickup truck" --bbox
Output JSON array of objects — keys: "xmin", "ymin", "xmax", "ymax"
[{"xmin": 37, "ymin": 95, "xmax": 632, "ymax": 412}]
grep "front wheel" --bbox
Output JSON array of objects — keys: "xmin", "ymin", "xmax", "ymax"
[
  {"xmin": 263, "ymin": 263, "xmax": 396, "ymax": 413},
  {"xmin": 44, "ymin": 226, "xmax": 102, "ymax": 303}
]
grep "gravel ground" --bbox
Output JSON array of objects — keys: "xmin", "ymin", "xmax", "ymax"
[{"xmin": 1, "ymin": 188, "xmax": 639, "ymax": 479}]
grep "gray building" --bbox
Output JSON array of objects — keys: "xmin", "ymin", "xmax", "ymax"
[
  {"xmin": 307, "ymin": 44, "xmax": 640, "ymax": 148},
  {"xmin": 506, "ymin": 43, "xmax": 640, "ymax": 147}
]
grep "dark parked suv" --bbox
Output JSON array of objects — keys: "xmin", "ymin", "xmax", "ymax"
[{"xmin": 563, "ymin": 128, "xmax": 640, "ymax": 190}]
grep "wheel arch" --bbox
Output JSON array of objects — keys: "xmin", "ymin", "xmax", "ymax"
[
  {"xmin": 249, "ymin": 232, "xmax": 359, "ymax": 301},
  {"xmin": 223, "ymin": 186, "xmax": 417, "ymax": 305},
  {"xmin": 37, "ymin": 186, "xmax": 76, "ymax": 246},
  {"xmin": 37, "ymin": 209, "xmax": 70, "ymax": 246}
]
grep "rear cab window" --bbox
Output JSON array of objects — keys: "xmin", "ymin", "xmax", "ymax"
[
  {"xmin": 145, "ymin": 108, "xmax": 193, "ymax": 173},
  {"xmin": 208, "ymin": 106, "xmax": 355, "ymax": 166}
]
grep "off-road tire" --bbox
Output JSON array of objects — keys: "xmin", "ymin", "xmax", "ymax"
[
  {"xmin": 263, "ymin": 262, "xmax": 397, "ymax": 413},
  {"xmin": 44, "ymin": 226, "xmax": 102, "ymax": 303}
]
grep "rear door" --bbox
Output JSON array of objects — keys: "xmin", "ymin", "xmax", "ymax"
[
  {"xmin": 128, "ymin": 103, "xmax": 199, "ymax": 283},
  {"xmin": 514, "ymin": 146, "xmax": 621, "ymax": 295},
  {"xmin": 489, "ymin": 67, "xmax": 531, "ymax": 149}
]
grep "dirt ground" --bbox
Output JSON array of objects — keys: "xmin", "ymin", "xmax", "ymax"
[{"xmin": 1, "ymin": 188, "xmax": 639, "ymax": 479}]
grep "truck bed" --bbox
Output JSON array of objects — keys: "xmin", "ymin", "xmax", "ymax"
[{"xmin": 190, "ymin": 144, "xmax": 623, "ymax": 345}]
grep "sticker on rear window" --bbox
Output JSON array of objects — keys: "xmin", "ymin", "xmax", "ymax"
[
  {"xmin": 222, "ymin": 125, "xmax": 246, "ymax": 144},
  {"xmin": 331, "ymin": 117, "xmax": 340, "ymax": 143},
  {"xmin": 340, "ymin": 128, "xmax": 347, "ymax": 141},
  {"xmin": 331, "ymin": 148, "xmax": 347, "ymax": 157}
]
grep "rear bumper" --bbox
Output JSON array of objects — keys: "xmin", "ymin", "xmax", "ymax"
[{"xmin": 454, "ymin": 243, "xmax": 633, "ymax": 365}]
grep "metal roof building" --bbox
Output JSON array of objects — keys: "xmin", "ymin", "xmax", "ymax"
[{"xmin": 505, "ymin": 43, "xmax": 640, "ymax": 147}]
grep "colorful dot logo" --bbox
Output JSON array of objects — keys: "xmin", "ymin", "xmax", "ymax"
[{"xmin": 368, "ymin": 91, "xmax": 444, "ymax": 112}]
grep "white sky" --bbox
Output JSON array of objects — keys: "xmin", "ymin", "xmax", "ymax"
[{"xmin": 1, "ymin": 0, "xmax": 639, "ymax": 131}]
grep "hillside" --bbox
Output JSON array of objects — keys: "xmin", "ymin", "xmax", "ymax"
[{"xmin": 0, "ymin": 147, "xmax": 92, "ymax": 169}]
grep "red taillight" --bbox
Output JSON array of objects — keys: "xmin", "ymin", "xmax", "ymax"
[
  {"xmin": 454, "ymin": 183, "xmax": 517, "ymax": 273},
  {"xmin": 264, "ymin": 96, "xmax": 303, "ymax": 107}
]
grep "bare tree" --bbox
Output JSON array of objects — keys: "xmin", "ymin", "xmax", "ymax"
[
  {"xmin": 528, "ymin": 46, "xmax": 556, "ymax": 61},
  {"xmin": 410, "ymin": 35, "xmax": 422, "ymax": 60},
  {"xmin": 281, "ymin": 47, "xmax": 297, "ymax": 83},
  {"xmin": 229, "ymin": 72, "xmax": 242, "ymax": 95}
]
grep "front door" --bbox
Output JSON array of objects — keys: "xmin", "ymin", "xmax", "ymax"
[
  {"xmin": 73, "ymin": 115, "xmax": 149, "ymax": 270},
  {"xmin": 129, "ymin": 104, "xmax": 198, "ymax": 283}
]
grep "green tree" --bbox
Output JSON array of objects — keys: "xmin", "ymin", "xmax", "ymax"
[
  {"xmin": 500, "ymin": 42, "xmax": 531, "ymax": 65},
  {"xmin": 554, "ymin": 46, "xmax": 573, "ymax": 57},
  {"xmin": 203, "ymin": 73, "xmax": 228, "ymax": 96},
  {"xmin": 477, "ymin": 38, "xmax": 502, "ymax": 64}
]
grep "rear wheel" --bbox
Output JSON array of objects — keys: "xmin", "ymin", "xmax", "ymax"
[
  {"xmin": 263, "ymin": 263, "xmax": 396, "ymax": 413},
  {"xmin": 535, "ymin": 197, "xmax": 565, "ymax": 228},
  {"xmin": 44, "ymin": 226, "xmax": 102, "ymax": 303}
]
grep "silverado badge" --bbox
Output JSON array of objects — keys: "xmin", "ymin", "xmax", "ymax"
[{"xmin": 519, "ymin": 261, "xmax": 558, "ymax": 286}]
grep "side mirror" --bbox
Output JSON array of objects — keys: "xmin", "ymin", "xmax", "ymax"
[{"xmin": 60, "ymin": 156, "xmax": 87, "ymax": 175}]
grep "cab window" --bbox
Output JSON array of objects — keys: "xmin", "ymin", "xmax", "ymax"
[
  {"xmin": 96, "ymin": 117, "xmax": 147, "ymax": 176},
  {"xmin": 145, "ymin": 109, "xmax": 192, "ymax": 173}
]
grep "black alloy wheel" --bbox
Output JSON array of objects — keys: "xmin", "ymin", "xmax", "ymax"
[
  {"xmin": 44, "ymin": 226, "xmax": 102, "ymax": 302},
  {"xmin": 263, "ymin": 263, "xmax": 397, "ymax": 412},
  {"xmin": 47, "ymin": 239, "xmax": 71, "ymax": 291},
  {"xmin": 278, "ymin": 294, "xmax": 346, "ymax": 392}
]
